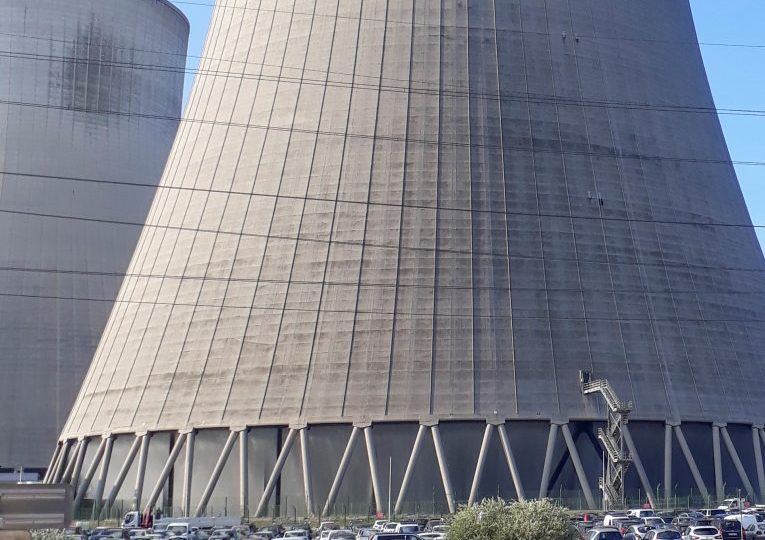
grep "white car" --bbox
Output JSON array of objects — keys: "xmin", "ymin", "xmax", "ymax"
[
  {"xmin": 681, "ymin": 526, "xmax": 720, "ymax": 540},
  {"xmin": 318, "ymin": 524, "xmax": 339, "ymax": 535},
  {"xmin": 371, "ymin": 522, "xmax": 388, "ymax": 532},
  {"xmin": 275, "ymin": 531, "xmax": 308, "ymax": 540},
  {"xmin": 382, "ymin": 523, "xmax": 398, "ymax": 533},
  {"xmin": 327, "ymin": 531, "xmax": 355, "ymax": 540},
  {"xmin": 630, "ymin": 509, "xmax": 657, "ymax": 519}
]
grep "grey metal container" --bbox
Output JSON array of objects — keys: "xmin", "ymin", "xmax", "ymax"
[
  {"xmin": 52, "ymin": 0, "xmax": 765, "ymax": 515},
  {"xmin": 0, "ymin": 0, "xmax": 188, "ymax": 469}
]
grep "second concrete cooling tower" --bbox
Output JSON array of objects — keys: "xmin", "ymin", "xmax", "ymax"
[
  {"xmin": 0, "ymin": 0, "xmax": 188, "ymax": 470},
  {"xmin": 54, "ymin": 0, "xmax": 765, "ymax": 516}
]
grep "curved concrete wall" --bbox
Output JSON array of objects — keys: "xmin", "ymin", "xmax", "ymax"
[
  {"xmin": 0, "ymin": 0, "xmax": 188, "ymax": 467},
  {"xmin": 62, "ymin": 0, "xmax": 765, "ymax": 453}
]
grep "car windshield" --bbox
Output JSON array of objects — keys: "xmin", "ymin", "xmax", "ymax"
[
  {"xmin": 655, "ymin": 533, "xmax": 680, "ymax": 540},
  {"xmin": 598, "ymin": 533, "xmax": 623, "ymax": 540},
  {"xmin": 168, "ymin": 528, "xmax": 187, "ymax": 536},
  {"xmin": 329, "ymin": 533, "xmax": 354, "ymax": 540},
  {"xmin": 285, "ymin": 533, "xmax": 305, "ymax": 538},
  {"xmin": 694, "ymin": 528, "xmax": 718, "ymax": 535}
]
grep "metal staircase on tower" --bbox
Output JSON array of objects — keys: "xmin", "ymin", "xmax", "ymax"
[{"xmin": 580, "ymin": 371, "xmax": 633, "ymax": 510}]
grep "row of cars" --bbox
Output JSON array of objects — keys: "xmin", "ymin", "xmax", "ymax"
[
  {"xmin": 579, "ymin": 506, "xmax": 765, "ymax": 540},
  {"xmin": 65, "ymin": 514, "xmax": 452, "ymax": 540},
  {"xmin": 269, "ymin": 518, "xmax": 450, "ymax": 540}
]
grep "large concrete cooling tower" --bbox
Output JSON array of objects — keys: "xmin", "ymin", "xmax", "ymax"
[
  {"xmin": 52, "ymin": 0, "xmax": 765, "ymax": 516},
  {"xmin": 0, "ymin": 0, "xmax": 188, "ymax": 471}
]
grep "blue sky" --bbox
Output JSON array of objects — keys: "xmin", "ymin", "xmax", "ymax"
[{"xmin": 170, "ymin": 1, "xmax": 765, "ymax": 248}]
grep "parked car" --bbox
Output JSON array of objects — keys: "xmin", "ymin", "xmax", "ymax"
[
  {"xmin": 605, "ymin": 515, "xmax": 631, "ymax": 527},
  {"xmin": 327, "ymin": 531, "xmax": 356, "ymax": 540},
  {"xmin": 371, "ymin": 523, "xmax": 388, "ymax": 532},
  {"xmin": 394, "ymin": 525, "xmax": 419, "ymax": 535},
  {"xmin": 624, "ymin": 524, "xmax": 654, "ymax": 540},
  {"xmin": 369, "ymin": 535, "xmax": 420, "ymax": 540},
  {"xmin": 720, "ymin": 520, "xmax": 744, "ymax": 540},
  {"xmin": 681, "ymin": 526, "xmax": 720, "ymax": 540},
  {"xmin": 644, "ymin": 530, "xmax": 681, "ymax": 540},
  {"xmin": 587, "ymin": 527, "xmax": 623, "ymax": 540},
  {"xmin": 425, "ymin": 521, "xmax": 443, "ymax": 533},
  {"xmin": 356, "ymin": 530, "xmax": 375, "ymax": 540},
  {"xmin": 630, "ymin": 511, "xmax": 657, "ymax": 519}
]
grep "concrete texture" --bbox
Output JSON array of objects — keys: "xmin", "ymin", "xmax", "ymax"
[
  {"xmin": 0, "ymin": 0, "xmax": 188, "ymax": 467},
  {"xmin": 55, "ymin": 0, "xmax": 765, "ymax": 509}
]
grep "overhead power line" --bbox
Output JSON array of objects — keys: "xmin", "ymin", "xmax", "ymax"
[
  {"xmin": 2, "ymin": 96, "xmax": 763, "ymax": 168},
  {"xmin": 1, "ymin": 263, "xmax": 765, "ymax": 297},
  {"xmin": 2, "ymin": 48, "xmax": 765, "ymax": 122},
  {"xmin": 0, "ymin": 199, "xmax": 764, "ymax": 279},
  {"xmin": 1, "ymin": 288, "xmax": 764, "ymax": 325},
  {"xmin": 1, "ymin": 169, "xmax": 764, "ymax": 233}
]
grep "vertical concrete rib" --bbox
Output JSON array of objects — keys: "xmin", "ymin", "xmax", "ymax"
[
  {"xmin": 431, "ymin": 425, "xmax": 455, "ymax": 514},
  {"xmin": 395, "ymin": 425, "xmax": 426, "ymax": 514},
  {"xmin": 44, "ymin": 444, "xmax": 62, "ymax": 483},
  {"xmin": 560, "ymin": 424, "xmax": 596, "ymax": 510},
  {"xmin": 144, "ymin": 432, "xmax": 187, "ymax": 512},
  {"xmin": 664, "ymin": 424, "xmax": 672, "ymax": 506},
  {"xmin": 52, "ymin": 440, "xmax": 71, "ymax": 483},
  {"xmin": 182, "ymin": 430, "xmax": 196, "ymax": 516},
  {"xmin": 62, "ymin": 440, "xmax": 83, "ymax": 484},
  {"xmin": 496, "ymin": 424, "xmax": 525, "ymax": 501},
  {"xmin": 364, "ymin": 427, "xmax": 384, "ymax": 515},
  {"xmin": 73, "ymin": 436, "xmax": 107, "ymax": 512},
  {"xmin": 384, "ymin": 0, "xmax": 418, "ymax": 415},
  {"xmin": 323, "ymin": 427, "xmax": 360, "ymax": 516},
  {"xmin": 256, "ymin": 428, "xmax": 297, "ymax": 517},
  {"xmin": 468, "ymin": 424, "xmax": 494, "ymax": 506},
  {"xmin": 721, "ymin": 426, "xmax": 755, "ymax": 500},
  {"xmin": 70, "ymin": 438, "xmax": 89, "ymax": 490},
  {"xmin": 195, "ymin": 430, "xmax": 238, "ymax": 517},
  {"xmin": 299, "ymin": 429, "xmax": 313, "ymax": 516},
  {"xmin": 93, "ymin": 435, "xmax": 115, "ymax": 514},
  {"xmin": 673, "ymin": 425, "xmax": 709, "ymax": 500},
  {"xmin": 106, "ymin": 435, "xmax": 142, "ymax": 511},
  {"xmin": 713, "ymin": 425, "xmax": 723, "ymax": 501},
  {"xmin": 756, "ymin": 427, "xmax": 765, "ymax": 502},
  {"xmin": 133, "ymin": 434, "xmax": 151, "ymax": 511},
  {"xmin": 540, "ymin": 423, "xmax": 559, "ymax": 498},
  {"xmin": 239, "ymin": 429, "xmax": 249, "ymax": 519},
  {"xmin": 622, "ymin": 426, "xmax": 655, "ymax": 509}
]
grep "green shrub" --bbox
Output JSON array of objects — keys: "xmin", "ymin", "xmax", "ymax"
[{"xmin": 448, "ymin": 498, "xmax": 574, "ymax": 540}]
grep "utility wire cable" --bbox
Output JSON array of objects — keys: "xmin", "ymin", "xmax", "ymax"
[
  {"xmin": 2, "ymin": 96, "xmax": 762, "ymax": 168},
  {"xmin": 2, "ymin": 48, "xmax": 765, "ymax": 121},
  {"xmin": 2, "ymin": 263, "xmax": 765, "ymax": 297},
  {"xmin": 1, "ymin": 204, "xmax": 765, "ymax": 279},
  {"xmin": 1, "ymin": 169, "xmax": 765, "ymax": 233},
  {"xmin": 0, "ymin": 288, "xmax": 764, "ymax": 324}
]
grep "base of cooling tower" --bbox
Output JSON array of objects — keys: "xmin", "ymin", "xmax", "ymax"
[{"xmin": 47, "ymin": 419, "xmax": 765, "ymax": 518}]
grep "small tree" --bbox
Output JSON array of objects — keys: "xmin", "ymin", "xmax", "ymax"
[{"xmin": 448, "ymin": 498, "xmax": 574, "ymax": 540}]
